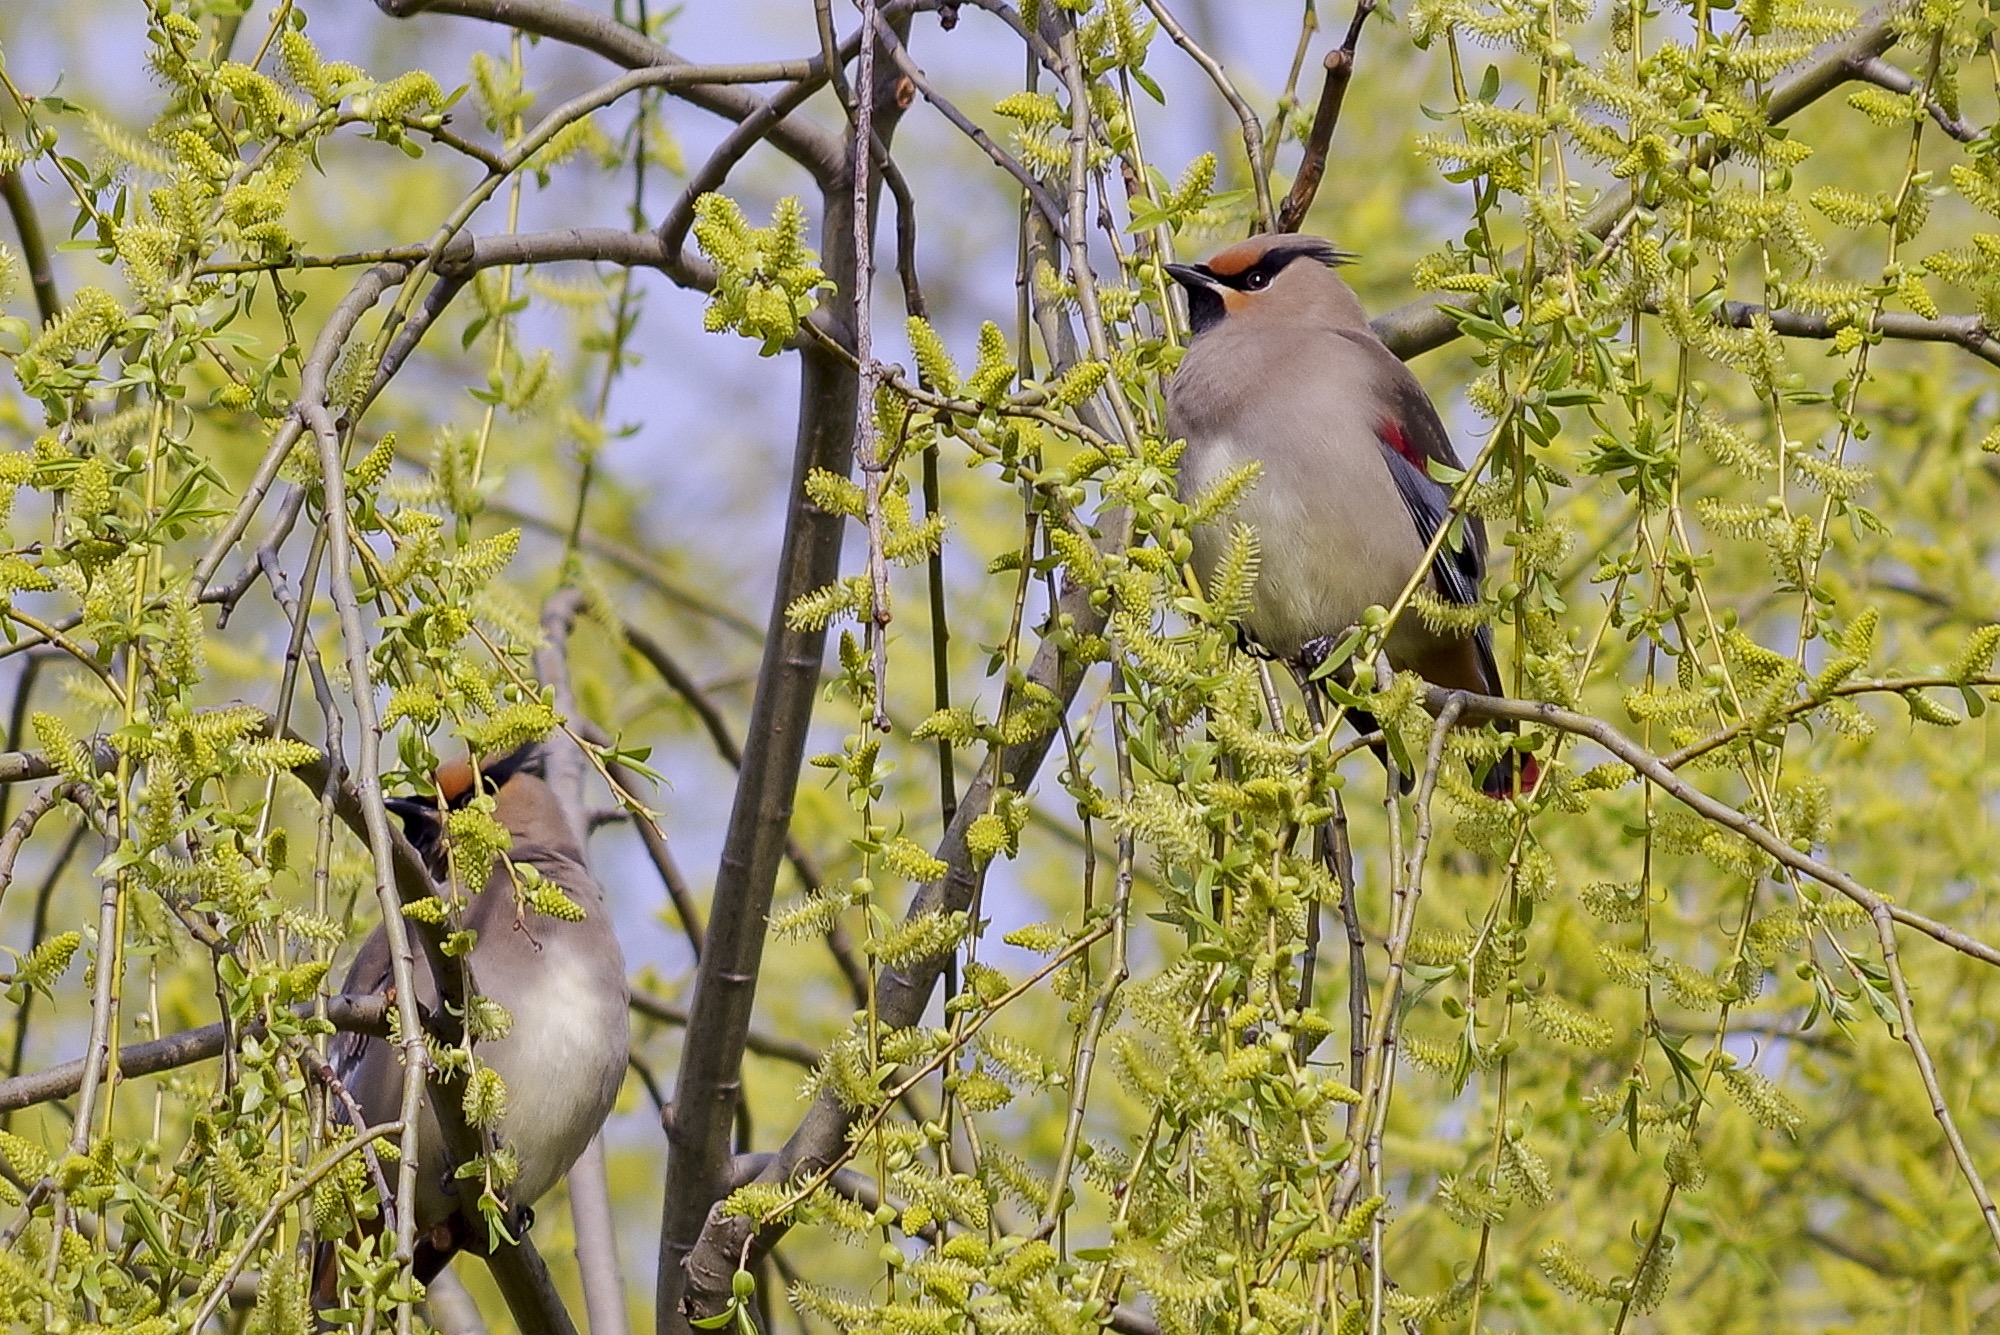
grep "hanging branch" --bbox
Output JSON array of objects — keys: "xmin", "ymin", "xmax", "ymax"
[{"xmin": 1371, "ymin": 9, "xmax": 1903, "ymax": 360}]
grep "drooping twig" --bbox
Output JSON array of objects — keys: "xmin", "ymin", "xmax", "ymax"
[
  {"xmin": 1275, "ymin": 0, "xmax": 1376, "ymax": 235},
  {"xmin": 611, "ymin": 758, "xmax": 707, "ymax": 959},
  {"xmin": 1416, "ymin": 684, "xmax": 2000, "ymax": 971},
  {"xmin": 1371, "ymin": 10, "xmax": 1902, "ymax": 360},
  {"xmin": 1870, "ymin": 906, "xmax": 2000, "ymax": 1255},
  {"xmin": 1336, "ymin": 698, "xmax": 1460, "ymax": 1210}
]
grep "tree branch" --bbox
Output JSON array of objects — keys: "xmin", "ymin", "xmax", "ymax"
[
  {"xmin": 1848, "ymin": 54, "xmax": 1980, "ymax": 142},
  {"xmin": 374, "ymin": 0, "xmax": 847, "ymax": 176},
  {"xmin": 629, "ymin": 990, "xmax": 822, "ymax": 1069},
  {"xmin": 676, "ymin": 555, "xmax": 1105, "ymax": 1320},
  {"xmin": 0, "ymin": 167, "xmax": 60, "ymax": 325},
  {"xmin": 1712, "ymin": 298, "xmax": 2000, "ymax": 367},
  {"xmin": 1417, "ymin": 685, "xmax": 2000, "ymax": 971},
  {"xmin": 1274, "ymin": 0, "xmax": 1376, "ymax": 235},
  {"xmin": 654, "ymin": 15, "xmax": 920, "ymax": 1330},
  {"xmin": 0, "ymin": 994, "xmax": 389, "ymax": 1115}
]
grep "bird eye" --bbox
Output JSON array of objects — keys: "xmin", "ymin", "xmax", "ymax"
[{"xmin": 1244, "ymin": 271, "xmax": 1270, "ymax": 291}]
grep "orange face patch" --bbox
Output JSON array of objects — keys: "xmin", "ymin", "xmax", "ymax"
[
  {"xmin": 435, "ymin": 755, "xmax": 480, "ymax": 805},
  {"xmin": 1203, "ymin": 240, "xmax": 1267, "ymax": 278}
]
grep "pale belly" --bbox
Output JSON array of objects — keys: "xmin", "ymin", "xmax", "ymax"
[
  {"xmin": 1181, "ymin": 433, "xmax": 1434, "ymax": 663},
  {"xmin": 405, "ymin": 941, "xmax": 630, "ymax": 1226}
]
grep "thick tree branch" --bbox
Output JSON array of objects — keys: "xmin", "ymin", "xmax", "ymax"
[
  {"xmin": 677, "ymin": 561, "xmax": 1105, "ymax": 1318},
  {"xmin": 1713, "ymin": 298, "xmax": 2000, "ymax": 367},
  {"xmin": 1, "ymin": 167, "xmax": 60, "ymax": 325},
  {"xmin": 654, "ymin": 15, "xmax": 920, "ymax": 1330}
]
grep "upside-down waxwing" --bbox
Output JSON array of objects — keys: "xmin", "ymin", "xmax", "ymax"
[
  {"xmin": 314, "ymin": 743, "xmax": 629, "ymax": 1297},
  {"xmin": 1165, "ymin": 233, "xmax": 1533, "ymax": 794}
]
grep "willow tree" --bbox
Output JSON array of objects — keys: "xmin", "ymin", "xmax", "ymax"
[{"xmin": 2, "ymin": 0, "xmax": 1999, "ymax": 1332}]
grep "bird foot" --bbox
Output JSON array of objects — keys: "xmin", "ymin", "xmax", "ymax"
[{"xmin": 1297, "ymin": 635, "xmax": 1339, "ymax": 677}]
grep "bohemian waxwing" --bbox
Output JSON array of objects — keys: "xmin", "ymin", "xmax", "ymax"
[
  {"xmin": 314, "ymin": 743, "xmax": 629, "ymax": 1296},
  {"xmin": 1165, "ymin": 233, "xmax": 1532, "ymax": 794}
]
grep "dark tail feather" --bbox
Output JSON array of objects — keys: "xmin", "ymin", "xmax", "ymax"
[
  {"xmin": 310, "ymin": 1217, "xmax": 469, "ymax": 1315},
  {"xmin": 1478, "ymin": 747, "xmax": 1540, "ymax": 798},
  {"xmin": 1468, "ymin": 629, "xmax": 1541, "ymax": 797},
  {"xmin": 414, "ymin": 1216, "xmax": 471, "ymax": 1284}
]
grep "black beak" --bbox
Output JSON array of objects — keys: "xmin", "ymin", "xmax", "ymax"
[{"xmin": 1164, "ymin": 262, "xmax": 1227, "ymax": 336}]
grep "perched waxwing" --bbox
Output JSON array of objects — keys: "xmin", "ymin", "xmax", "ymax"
[
  {"xmin": 313, "ymin": 744, "xmax": 629, "ymax": 1298},
  {"xmin": 1165, "ymin": 233, "xmax": 1533, "ymax": 794}
]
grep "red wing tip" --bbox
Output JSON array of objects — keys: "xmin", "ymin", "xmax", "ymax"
[{"xmin": 1379, "ymin": 419, "xmax": 1426, "ymax": 470}]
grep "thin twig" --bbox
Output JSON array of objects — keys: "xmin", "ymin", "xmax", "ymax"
[
  {"xmin": 187, "ymin": 1121, "xmax": 406, "ymax": 1330},
  {"xmin": 870, "ymin": 19, "xmax": 1065, "ymax": 230},
  {"xmin": 620, "ymin": 622, "xmax": 866, "ymax": 996},
  {"xmin": 2, "ymin": 822, "xmax": 86, "ymax": 1132},
  {"xmin": 1138, "ymin": 0, "xmax": 1276, "ymax": 231},
  {"xmin": 629, "ymin": 990, "xmax": 822, "ymax": 1068},
  {"xmin": 854, "ymin": 0, "xmax": 893, "ymax": 735},
  {"xmin": 0, "ymin": 783, "xmax": 70, "ymax": 912},
  {"xmin": 1850, "ymin": 54, "xmax": 1980, "ymax": 142},
  {"xmin": 1274, "ymin": 0, "xmax": 1376, "ymax": 235},
  {"xmin": 1870, "ymin": 906, "xmax": 2000, "ymax": 1255}
]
